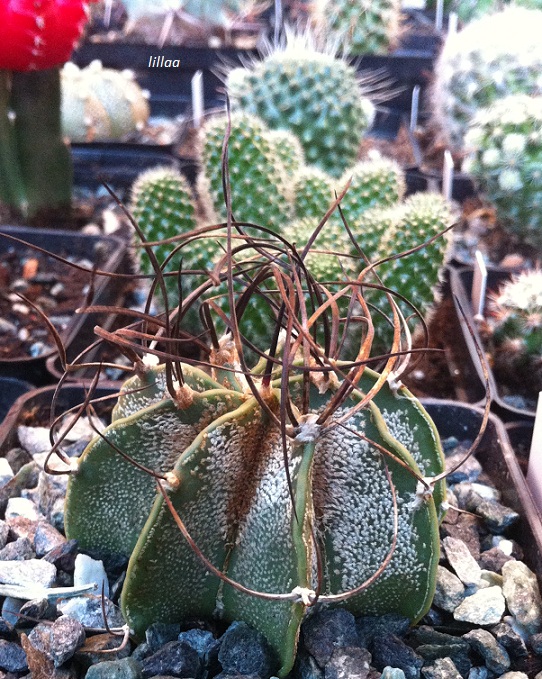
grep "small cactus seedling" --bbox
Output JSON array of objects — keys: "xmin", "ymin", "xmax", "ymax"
[
  {"xmin": 311, "ymin": 0, "xmax": 402, "ymax": 55},
  {"xmin": 60, "ymin": 210, "xmax": 450, "ymax": 676},
  {"xmin": 226, "ymin": 33, "xmax": 376, "ymax": 178},
  {"xmin": 463, "ymin": 94, "xmax": 542, "ymax": 250},
  {"xmin": 485, "ymin": 269, "xmax": 542, "ymax": 398},
  {"xmin": 61, "ymin": 61, "xmax": 150, "ymax": 141},
  {"xmin": 432, "ymin": 6, "xmax": 542, "ymax": 152}
]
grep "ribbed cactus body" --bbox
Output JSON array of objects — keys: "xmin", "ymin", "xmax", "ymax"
[
  {"xmin": 130, "ymin": 167, "xmax": 203, "ymax": 307},
  {"xmin": 486, "ymin": 270, "xmax": 542, "ymax": 396},
  {"xmin": 432, "ymin": 7, "xmax": 542, "ymax": 152},
  {"xmin": 65, "ymin": 362, "xmax": 444, "ymax": 677},
  {"xmin": 463, "ymin": 94, "xmax": 542, "ymax": 250},
  {"xmin": 61, "ymin": 60, "xmax": 150, "ymax": 141},
  {"xmin": 198, "ymin": 113, "xmax": 294, "ymax": 230},
  {"xmin": 315, "ymin": 0, "xmax": 402, "ymax": 55},
  {"xmin": 227, "ymin": 38, "xmax": 375, "ymax": 178}
]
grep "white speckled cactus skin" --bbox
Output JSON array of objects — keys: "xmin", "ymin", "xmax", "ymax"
[
  {"xmin": 463, "ymin": 94, "xmax": 542, "ymax": 250},
  {"xmin": 226, "ymin": 34, "xmax": 375, "ymax": 178},
  {"xmin": 432, "ymin": 7, "xmax": 542, "ymax": 153},
  {"xmin": 61, "ymin": 60, "xmax": 150, "ymax": 141},
  {"xmin": 312, "ymin": 0, "xmax": 402, "ymax": 55}
]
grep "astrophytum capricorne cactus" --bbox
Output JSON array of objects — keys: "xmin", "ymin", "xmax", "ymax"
[{"xmin": 62, "ymin": 219, "xmax": 447, "ymax": 677}]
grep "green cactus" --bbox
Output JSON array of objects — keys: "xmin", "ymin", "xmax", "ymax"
[
  {"xmin": 61, "ymin": 61, "xmax": 150, "ymax": 142},
  {"xmin": 431, "ymin": 6, "xmax": 542, "ymax": 153},
  {"xmin": 463, "ymin": 94, "xmax": 542, "ymax": 250},
  {"xmin": 65, "ymin": 358, "xmax": 445, "ymax": 677},
  {"xmin": 346, "ymin": 192, "xmax": 453, "ymax": 354},
  {"xmin": 198, "ymin": 112, "xmax": 294, "ymax": 230},
  {"xmin": 485, "ymin": 269, "xmax": 542, "ymax": 397},
  {"xmin": 312, "ymin": 0, "xmax": 402, "ymax": 55},
  {"xmin": 226, "ymin": 34, "xmax": 376, "ymax": 178}
]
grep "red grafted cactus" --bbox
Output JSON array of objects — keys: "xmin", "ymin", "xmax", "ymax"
[{"xmin": 0, "ymin": 0, "xmax": 93, "ymax": 218}]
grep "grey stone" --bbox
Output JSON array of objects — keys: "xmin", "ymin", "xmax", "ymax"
[
  {"xmin": 178, "ymin": 628, "xmax": 220, "ymax": 668},
  {"xmin": 475, "ymin": 500, "xmax": 519, "ymax": 534},
  {"xmin": 0, "ymin": 537, "xmax": 35, "ymax": 561},
  {"xmin": 57, "ymin": 596, "xmax": 124, "ymax": 629},
  {"xmin": 453, "ymin": 586, "xmax": 505, "ymax": 626},
  {"xmin": 42, "ymin": 538, "xmax": 78, "ymax": 571},
  {"xmin": 442, "ymin": 537, "xmax": 482, "ymax": 587},
  {"xmin": 433, "ymin": 566, "xmax": 466, "ymax": 612},
  {"xmin": 1, "ymin": 597, "xmax": 24, "ymax": 626},
  {"xmin": 145, "ymin": 623, "xmax": 180, "ymax": 653},
  {"xmin": 324, "ymin": 646, "xmax": 371, "ymax": 679},
  {"xmin": 467, "ymin": 667, "xmax": 488, "ymax": 679},
  {"xmin": 372, "ymin": 634, "xmax": 423, "ymax": 679},
  {"xmin": 381, "ymin": 669, "xmax": 407, "ymax": 679},
  {"xmin": 28, "ymin": 616, "xmax": 86, "ymax": 667},
  {"xmin": 490, "ymin": 622, "xmax": 529, "ymax": 658},
  {"xmin": 0, "ymin": 558, "xmax": 56, "ymax": 588},
  {"xmin": 407, "ymin": 627, "xmax": 469, "ymax": 651},
  {"xmin": 17, "ymin": 597, "xmax": 56, "ymax": 626},
  {"xmin": 477, "ymin": 548, "xmax": 514, "ymax": 574},
  {"xmin": 218, "ymin": 622, "xmax": 274, "ymax": 677},
  {"xmin": 131, "ymin": 642, "xmax": 151, "ymax": 662},
  {"xmin": 302, "ymin": 608, "xmax": 359, "ymax": 665},
  {"xmin": 463, "ymin": 629, "xmax": 510, "ymax": 674},
  {"xmin": 356, "ymin": 615, "xmax": 411, "ymax": 651},
  {"xmin": 296, "ymin": 648, "xmax": 324, "ymax": 679},
  {"xmin": 0, "ymin": 638, "xmax": 28, "ymax": 673},
  {"xmin": 85, "ymin": 657, "xmax": 143, "ymax": 678},
  {"xmin": 0, "ymin": 616, "xmax": 14, "ymax": 639},
  {"xmin": 421, "ymin": 658, "xmax": 462, "ymax": 679},
  {"xmin": 74, "ymin": 554, "xmax": 109, "ymax": 598},
  {"xmin": 414, "ymin": 644, "xmax": 471, "ymax": 677},
  {"xmin": 502, "ymin": 561, "xmax": 542, "ymax": 634},
  {"xmin": 0, "ymin": 523, "xmax": 9, "ymax": 551},
  {"xmin": 445, "ymin": 452, "xmax": 482, "ymax": 483},
  {"xmin": 530, "ymin": 631, "xmax": 542, "ymax": 655},
  {"xmin": 140, "ymin": 640, "xmax": 200, "ymax": 678},
  {"xmin": 34, "ymin": 521, "xmax": 66, "ymax": 557}
]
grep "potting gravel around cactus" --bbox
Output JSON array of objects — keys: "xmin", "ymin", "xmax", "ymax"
[{"xmin": 0, "ymin": 406, "xmax": 542, "ymax": 678}]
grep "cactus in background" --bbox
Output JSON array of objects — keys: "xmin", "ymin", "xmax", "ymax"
[
  {"xmin": 463, "ymin": 94, "xmax": 542, "ymax": 251},
  {"xmin": 130, "ymin": 166, "xmax": 205, "ymax": 307},
  {"xmin": 431, "ymin": 6, "xmax": 542, "ymax": 153},
  {"xmin": 311, "ymin": 0, "xmax": 402, "ymax": 55},
  {"xmin": 0, "ymin": 0, "xmax": 93, "ymax": 218},
  {"xmin": 198, "ymin": 112, "xmax": 295, "ymax": 230},
  {"xmin": 226, "ymin": 34, "xmax": 376, "ymax": 178},
  {"xmin": 61, "ymin": 61, "xmax": 150, "ymax": 142},
  {"xmin": 485, "ymin": 269, "xmax": 542, "ymax": 397}
]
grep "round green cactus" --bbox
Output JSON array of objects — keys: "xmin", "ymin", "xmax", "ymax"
[
  {"xmin": 312, "ymin": 0, "xmax": 402, "ymax": 55},
  {"xmin": 486, "ymin": 269, "xmax": 542, "ymax": 397},
  {"xmin": 463, "ymin": 94, "xmax": 542, "ymax": 250},
  {"xmin": 198, "ymin": 112, "xmax": 294, "ymax": 230},
  {"xmin": 431, "ymin": 6, "xmax": 542, "ymax": 152},
  {"xmin": 226, "ymin": 34, "xmax": 376, "ymax": 178},
  {"xmin": 61, "ymin": 60, "xmax": 150, "ymax": 141}
]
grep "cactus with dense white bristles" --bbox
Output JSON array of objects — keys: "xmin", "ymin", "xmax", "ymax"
[
  {"xmin": 432, "ymin": 7, "xmax": 542, "ymax": 153},
  {"xmin": 485, "ymin": 269, "xmax": 542, "ymax": 397},
  {"xmin": 463, "ymin": 94, "xmax": 542, "ymax": 250},
  {"xmin": 226, "ymin": 34, "xmax": 376, "ymax": 178}
]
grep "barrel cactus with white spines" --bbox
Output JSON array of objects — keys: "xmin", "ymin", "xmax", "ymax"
[
  {"xmin": 431, "ymin": 6, "xmax": 542, "ymax": 153},
  {"xmin": 198, "ymin": 112, "xmax": 295, "ymax": 230},
  {"xmin": 63, "ymin": 249, "xmax": 447, "ymax": 677},
  {"xmin": 463, "ymin": 94, "xmax": 542, "ymax": 251},
  {"xmin": 61, "ymin": 60, "xmax": 150, "ymax": 141},
  {"xmin": 312, "ymin": 0, "xmax": 402, "ymax": 55},
  {"xmin": 485, "ymin": 269, "xmax": 542, "ymax": 398},
  {"xmin": 226, "ymin": 34, "xmax": 376, "ymax": 178}
]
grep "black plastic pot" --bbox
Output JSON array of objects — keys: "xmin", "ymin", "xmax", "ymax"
[
  {"xmin": 0, "ymin": 377, "xmax": 34, "ymax": 425},
  {"xmin": 0, "ymin": 227, "xmax": 129, "ymax": 386},
  {"xmin": 448, "ymin": 266, "xmax": 536, "ymax": 421}
]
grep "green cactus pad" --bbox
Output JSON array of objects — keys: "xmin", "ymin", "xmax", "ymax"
[
  {"xmin": 65, "ymin": 387, "xmax": 245, "ymax": 557},
  {"xmin": 198, "ymin": 112, "xmax": 294, "ymax": 230},
  {"xmin": 227, "ymin": 37, "xmax": 375, "ymax": 178}
]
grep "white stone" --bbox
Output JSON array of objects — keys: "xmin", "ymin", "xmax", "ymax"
[
  {"xmin": 5, "ymin": 497, "xmax": 40, "ymax": 521},
  {"xmin": 17, "ymin": 425, "xmax": 51, "ymax": 456},
  {"xmin": 74, "ymin": 554, "xmax": 109, "ymax": 599},
  {"xmin": 0, "ymin": 559, "xmax": 56, "ymax": 588},
  {"xmin": 0, "ymin": 458, "xmax": 14, "ymax": 486},
  {"xmin": 442, "ymin": 536, "xmax": 482, "ymax": 587},
  {"xmin": 453, "ymin": 586, "xmax": 506, "ymax": 625}
]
